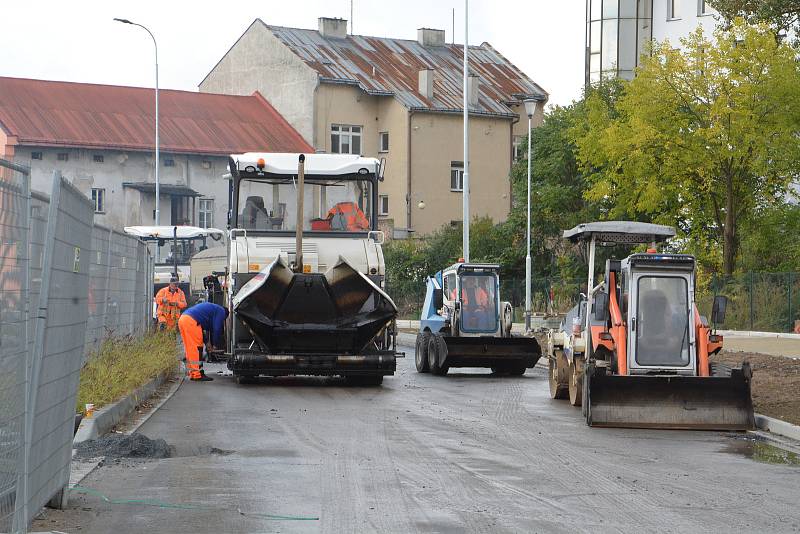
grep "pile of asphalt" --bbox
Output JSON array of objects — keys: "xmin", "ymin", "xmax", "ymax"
[{"xmin": 75, "ymin": 433, "xmax": 172, "ymax": 459}]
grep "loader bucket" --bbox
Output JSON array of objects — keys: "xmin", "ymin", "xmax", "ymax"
[
  {"xmin": 585, "ymin": 365, "xmax": 755, "ymax": 430},
  {"xmin": 233, "ymin": 257, "xmax": 397, "ymax": 354},
  {"xmin": 440, "ymin": 336, "xmax": 541, "ymax": 369}
]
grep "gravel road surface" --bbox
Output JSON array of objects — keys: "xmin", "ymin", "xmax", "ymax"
[{"xmin": 36, "ymin": 342, "xmax": 800, "ymax": 533}]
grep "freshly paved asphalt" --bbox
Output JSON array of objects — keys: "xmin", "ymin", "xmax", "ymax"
[{"xmin": 46, "ymin": 342, "xmax": 800, "ymax": 533}]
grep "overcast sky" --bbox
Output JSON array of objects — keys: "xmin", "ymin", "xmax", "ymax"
[{"xmin": 0, "ymin": 0, "xmax": 585, "ymax": 107}]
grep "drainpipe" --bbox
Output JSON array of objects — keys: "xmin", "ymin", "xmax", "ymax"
[
  {"xmin": 406, "ymin": 110, "xmax": 415, "ymax": 234},
  {"xmin": 509, "ymin": 112, "xmax": 520, "ymax": 213}
]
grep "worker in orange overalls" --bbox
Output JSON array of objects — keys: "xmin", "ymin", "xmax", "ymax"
[
  {"xmin": 154, "ymin": 277, "xmax": 187, "ymax": 331},
  {"xmin": 461, "ymin": 276, "xmax": 493, "ymax": 330},
  {"xmin": 178, "ymin": 302, "xmax": 227, "ymax": 381}
]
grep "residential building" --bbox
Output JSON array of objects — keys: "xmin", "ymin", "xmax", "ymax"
[
  {"xmin": 200, "ymin": 18, "xmax": 548, "ymax": 236},
  {"xmin": 0, "ymin": 77, "xmax": 311, "ymax": 231},
  {"xmin": 585, "ymin": 0, "xmax": 718, "ymax": 84}
]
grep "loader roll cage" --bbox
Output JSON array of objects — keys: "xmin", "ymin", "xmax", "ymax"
[{"xmin": 228, "ymin": 156, "xmax": 380, "ymax": 238}]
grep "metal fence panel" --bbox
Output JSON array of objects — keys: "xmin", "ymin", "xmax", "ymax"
[
  {"xmin": 0, "ymin": 161, "xmax": 29, "ymax": 532},
  {"xmin": 23, "ymin": 174, "xmax": 93, "ymax": 523}
]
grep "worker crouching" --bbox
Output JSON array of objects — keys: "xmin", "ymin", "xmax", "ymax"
[
  {"xmin": 155, "ymin": 278, "xmax": 187, "ymax": 330},
  {"xmin": 178, "ymin": 302, "xmax": 227, "ymax": 382}
]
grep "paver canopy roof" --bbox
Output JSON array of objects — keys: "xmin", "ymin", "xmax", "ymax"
[
  {"xmin": 0, "ymin": 76, "xmax": 313, "ymax": 155},
  {"xmin": 264, "ymin": 21, "xmax": 547, "ymax": 117},
  {"xmin": 563, "ymin": 222, "xmax": 676, "ymax": 243}
]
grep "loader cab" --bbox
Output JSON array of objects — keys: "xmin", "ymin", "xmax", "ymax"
[
  {"xmin": 622, "ymin": 254, "xmax": 696, "ymax": 375},
  {"xmin": 442, "ymin": 263, "xmax": 501, "ymax": 336}
]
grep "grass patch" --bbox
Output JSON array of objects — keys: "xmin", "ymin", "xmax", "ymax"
[{"xmin": 76, "ymin": 331, "xmax": 178, "ymax": 412}]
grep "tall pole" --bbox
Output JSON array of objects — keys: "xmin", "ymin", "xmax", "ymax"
[
  {"xmin": 114, "ymin": 19, "xmax": 159, "ymax": 229},
  {"xmin": 525, "ymin": 114, "xmax": 532, "ymax": 331},
  {"xmin": 462, "ymin": 0, "xmax": 470, "ymax": 262}
]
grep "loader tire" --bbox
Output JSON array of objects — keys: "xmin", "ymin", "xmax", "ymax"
[
  {"xmin": 428, "ymin": 334, "xmax": 449, "ymax": 376},
  {"xmin": 568, "ymin": 358, "xmax": 583, "ymax": 407},
  {"xmin": 549, "ymin": 350, "xmax": 569, "ymax": 399},
  {"xmin": 415, "ymin": 332, "xmax": 431, "ymax": 373}
]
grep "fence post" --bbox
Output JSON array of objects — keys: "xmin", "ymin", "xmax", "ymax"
[
  {"xmin": 789, "ymin": 272, "xmax": 794, "ymax": 333},
  {"xmin": 102, "ymin": 227, "xmax": 113, "ymax": 334}
]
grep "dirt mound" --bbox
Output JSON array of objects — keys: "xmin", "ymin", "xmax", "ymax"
[
  {"xmin": 75, "ymin": 433, "xmax": 172, "ymax": 459},
  {"xmin": 712, "ymin": 351, "xmax": 800, "ymax": 426}
]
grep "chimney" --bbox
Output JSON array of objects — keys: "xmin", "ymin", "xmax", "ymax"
[
  {"xmin": 319, "ymin": 17, "xmax": 348, "ymax": 39},
  {"xmin": 467, "ymin": 74, "xmax": 479, "ymax": 108},
  {"xmin": 417, "ymin": 28, "xmax": 445, "ymax": 47},
  {"xmin": 418, "ymin": 69, "xmax": 434, "ymax": 100}
]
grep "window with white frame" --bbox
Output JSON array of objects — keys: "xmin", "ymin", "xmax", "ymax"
[
  {"xmin": 31, "ymin": 151, "xmax": 42, "ymax": 160},
  {"xmin": 379, "ymin": 131, "xmax": 389, "ymax": 152},
  {"xmin": 698, "ymin": 0, "xmax": 709, "ymax": 15},
  {"xmin": 512, "ymin": 136, "xmax": 524, "ymax": 161},
  {"xmin": 57, "ymin": 152, "xmax": 69, "ymax": 162},
  {"xmin": 450, "ymin": 161, "xmax": 464, "ymax": 192},
  {"xmin": 378, "ymin": 195, "xmax": 389, "ymax": 216},
  {"xmin": 198, "ymin": 198, "xmax": 214, "ymax": 228},
  {"xmin": 331, "ymin": 125, "xmax": 362, "ymax": 154},
  {"xmin": 91, "ymin": 188, "xmax": 105, "ymax": 213},
  {"xmin": 668, "ymin": 0, "xmax": 679, "ymax": 19}
]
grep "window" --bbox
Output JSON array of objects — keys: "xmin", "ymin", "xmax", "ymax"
[
  {"xmin": 198, "ymin": 198, "xmax": 214, "ymax": 228},
  {"xmin": 635, "ymin": 276, "xmax": 689, "ymax": 366},
  {"xmin": 91, "ymin": 188, "xmax": 105, "ymax": 213},
  {"xmin": 668, "ymin": 0, "xmax": 679, "ymax": 19},
  {"xmin": 379, "ymin": 131, "xmax": 389, "ymax": 153},
  {"xmin": 331, "ymin": 125, "xmax": 362, "ymax": 154},
  {"xmin": 57, "ymin": 152, "xmax": 69, "ymax": 162},
  {"xmin": 163, "ymin": 158, "xmax": 176, "ymax": 167},
  {"xmin": 450, "ymin": 161, "xmax": 464, "ymax": 191},
  {"xmin": 698, "ymin": 0, "xmax": 709, "ymax": 15},
  {"xmin": 31, "ymin": 151, "xmax": 42, "ymax": 160},
  {"xmin": 93, "ymin": 154, "xmax": 104, "ymax": 163},
  {"xmin": 378, "ymin": 195, "xmax": 389, "ymax": 216},
  {"xmin": 512, "ymin": 136, "xmax": 524, "ymax": 161}
]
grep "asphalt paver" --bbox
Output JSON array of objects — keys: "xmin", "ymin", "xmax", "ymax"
[{"xmin": 36, "ymin": 343, "xmax": 800, "ymax": 533}]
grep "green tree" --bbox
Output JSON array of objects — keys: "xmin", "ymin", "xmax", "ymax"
[
  {"xmin": 708, "ymin": 0, "xmax": 800, "ymax": 43},
  {"xmin": 573, "ymin": 22, "xmax": 800, "ymax": 275}
]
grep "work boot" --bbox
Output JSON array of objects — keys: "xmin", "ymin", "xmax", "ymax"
[{"xmin": 191, "ymin": 374, "xmax": 214, "ymax": 382}]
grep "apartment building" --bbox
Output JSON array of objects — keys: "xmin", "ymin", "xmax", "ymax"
[
  {"xmin": 585, "ymin": 0, "xmax": 718, "ymax": 84},
  {"xmin": 200, "ymin": 18, "xmax": 548, "ymax": 237}
]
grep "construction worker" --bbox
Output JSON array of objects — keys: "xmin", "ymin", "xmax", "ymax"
[
  {"xmin": 461, "ymin": 276, "xmax": 492, "ymax": 330},
  {"xmin": 178, "ymin": 301, "xmax": 228, "ymax": 382},
  {"xmin": 154, "ymin": 277, "xmax": 187, "ymax": 330}
]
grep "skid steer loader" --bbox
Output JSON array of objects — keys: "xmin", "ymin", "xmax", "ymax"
[
  {"xmin": 224, "ymin": 153, "xmax": 399, "ymax": 386},
  {"xmin": 416, "ymin": 262, "xmax": 541, "ymax": 376},
  {"xmin": 546, "ymin": 221, "xmax": 754, "ymax": 430}
]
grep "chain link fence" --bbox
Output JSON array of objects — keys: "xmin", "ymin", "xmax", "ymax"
[{"xmin": 0, "ymin": 160, "xmax": 153, "ymax": 532}]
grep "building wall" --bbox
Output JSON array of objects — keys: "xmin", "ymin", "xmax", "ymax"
[
  {"xmin": 314, "ymin": 83, "xmax": 410, "ymax": 231},
  {"xmin": 13, "ymin": 146, "xmax": 230, "ymax": 234},
  {"xmin": 199, "ymin": 21, "xmax": 319, "ymax": 144},
  {"xmin": 410, "ymin": 112, "xmax": 512, "ymax": 235},
  {"xmin": 652, "ymin": 0, "xmax": 718, "ymax": 44}
]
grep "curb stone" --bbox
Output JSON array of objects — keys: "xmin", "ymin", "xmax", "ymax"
[{"xmin": 754, "ymin": 413, "xmax": 800, "ymax": 442}]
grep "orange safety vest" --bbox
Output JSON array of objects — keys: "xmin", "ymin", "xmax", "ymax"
[
  {"xmin": 327, "ymin": 202, "xmax": 370, "ymax": 231},
  {"xmin": 462, "ymin": 287, "xmax": 489, "ymax": 308},
  {"xmin": 155, "ymin": 286, "xmax": 187, "ymax": 323}
]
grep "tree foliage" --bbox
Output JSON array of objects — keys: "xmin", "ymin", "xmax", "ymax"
[
  {"xmin": 572, "ymin": 21, "xmax": 800, "ymax": 275},
  {"xmin": 708, "ymin": 0, "xmax": 800, "ymax": 43}
]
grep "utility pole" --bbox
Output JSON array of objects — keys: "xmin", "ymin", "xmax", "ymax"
[{"xmin": 462, "ymin": 0, "xmax": 470, "ymax": 262}]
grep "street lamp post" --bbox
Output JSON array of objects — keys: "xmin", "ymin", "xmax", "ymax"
[
  {"xmin": 523, "ymin": 98, "xmax": 544, "ymax": 331},
  {"xmin": 114, "ymin": 18, "xmax": 160, "ymax": 229}
]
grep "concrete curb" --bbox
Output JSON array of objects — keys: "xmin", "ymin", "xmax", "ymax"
[
  {"xmin": 73, "ymin": 370, "xmax": 174, "ymax": 444},
  {"xmin": 718, "ymin": 329, "xmax": 800, "ymax": 340},
  {"xmin": 754, "ymin": 413, "xmax": 800, "ymax": 442}
]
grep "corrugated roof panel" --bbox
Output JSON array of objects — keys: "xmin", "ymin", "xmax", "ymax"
[
  {"xmin": 265, "ymin": 22, "xmax": 547, "ymax": 117},
  {"xmin": 0, "ymin": 77, "xmax": 313, "ymax": 155}
]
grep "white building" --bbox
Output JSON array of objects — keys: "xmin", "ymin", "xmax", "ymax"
[
  {"xmin": 585, "ymin": 0, "xmax": 719, "ymax": 84},
  {"xmin": 0, "ymin": 77, "xmax": 312, "ymax": 231}
]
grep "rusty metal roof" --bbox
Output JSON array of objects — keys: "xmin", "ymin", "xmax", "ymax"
[
  {"xmin": 264, "ymin": 21, "xmax": 548, "ymax": 118},
  {"xmin": 0, "ymin": 76, "xmax": 312, "ymax": 155}
]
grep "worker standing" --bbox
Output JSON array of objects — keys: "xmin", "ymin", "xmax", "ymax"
[
  {"xmin": 178, "ymin": 301, "xmax": 227, "ymax": 382},
  {"xmin": 154, "ymin": 277, "xmax": 187, "ymax": 330}
]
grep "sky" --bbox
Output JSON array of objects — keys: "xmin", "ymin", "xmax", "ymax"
[{"xmin": 0, "ymin": 0, "xmax": 585, "ymax": 107}]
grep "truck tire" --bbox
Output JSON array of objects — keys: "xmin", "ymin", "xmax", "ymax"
[
  {"xmin": 428, "ymin": 334, "xmax": 449, "ymax": 376},
  {"xmin": 415, "ymin": 332, "xmax": 431, "ymax": 373}
]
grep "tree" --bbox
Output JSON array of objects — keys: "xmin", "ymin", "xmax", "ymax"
[
  {"xmin": 573, "ymin": 22, "xmax": 800, "ymax": 275},
  {"xmin": 708, "ymin": 0, "xmax": 800, "ymax": 43}
]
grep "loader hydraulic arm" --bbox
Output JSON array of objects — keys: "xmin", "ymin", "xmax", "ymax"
[{"xmin": 607, "ymin": 271, "xmax": 627, "ymax": 376}]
